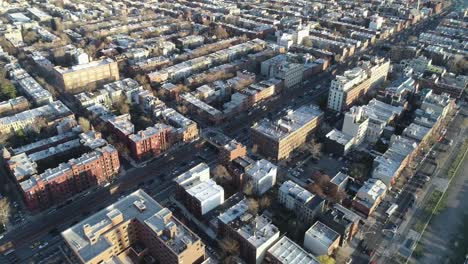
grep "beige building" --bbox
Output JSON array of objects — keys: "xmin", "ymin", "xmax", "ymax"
[
  {"xmin": 54, "ymin": 58, "xmax": 120, "ymax": 91},
  {"xmin": 251, "ymin": 105, "xmax": 323, "ymax": 161},
  {"xmin": 62, "ymin": 190, "xmax": 205, "ymax": 264},
  {"xmin": 328, "ymin": 58, "xmax": 390, "ymax": 112}
]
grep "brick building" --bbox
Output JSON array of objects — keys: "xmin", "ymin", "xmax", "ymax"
[
  {"xmin": 62, "ymin": 190, "xmax": 206, "ymax": 264},
  {"xmin": 20, "ymin": 145, "xmax": 120, "ymax": 210},
  {"xmin": 54, "ymin": 58, "xmax": 120, "ymax": 91},
  {"xmin": 251, "ymin": 105, "xmax": 323, "ymax": 161},
  {"xmin": 129, "ymin": 124, "xmax": 172, "ymax": 160}
]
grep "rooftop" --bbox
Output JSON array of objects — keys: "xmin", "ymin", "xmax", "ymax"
[
  {"xmin": 267, "ymin": 236, "xmax": 320, "ymax": 264},
  {"xmin": 186, "ymin": 179, "xmax": 224, "ymax": 204},
  {"xmin": 62, "ymin": 190, "xmax": 202, "ymax": 263},
  {"xmin": 174, "ymin": 163, "xmax": 210, "ymax": 189},
  {"xmin": 54, "ymin": 58, "xmax": 116, "ymax": 74},
  {"xmin": 252, "ymin": 105, "xmax": 322, "ymax": 141},
  {"xmin": 305, "ymin": 221, "xmax": 340, "ymax": 248},
  {"xmin": 279, "ymin": 180, "xmax": 314, "ymax": 205}
]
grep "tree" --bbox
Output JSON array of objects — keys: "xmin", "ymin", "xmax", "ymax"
[
  {"xmin": 0, "ymin": 81, "xmax": 16, "ymax": 100},
  {"xmin": 78, "ymin": 117, "xmax": 91, "ymax": 132},
  {"xmin": 307, "ymin": 183, "xmax": 325, "ymax": 197},
  {"xmin": 177, "ymin": 105, "xmax": 188, "ymax": 115},
  {"xmin": 302, "ymin": 37, "xmax": 313, "ymax": 47},
  {"xmin": 243, "ymin": 180, "xmax": 254, "ymax": 196},
  {"xmin": 317, "ymin": 255, "xmax": 335, "ymax": 264},
  {"xmin": 259, "ymin": 196, "xmax": 271, "ymax": 210},
  {"xmin": 214, "ymin": 26, "xmax": 230, "ymax": 39},
  {"xmin": 306, "ymin": 139, "xmax": 323, "ymax": 159},
  {"xmin": 134, "ymin": 74, "xmax": 151, "ymax": 90},
  {"xmin": 247, "ymin": 198, "xmax": 259, "ymax": 215},
  {"xmin": 212, "ymin": 165, "xmax": 231, "ymax": 183},
  {"xmin": 23, "ymin": 30, "xmax": 39, "ymax": 44},
  {"xmin": 251, "ymin": 144, "xmax": 258, "ymax": 153},
  {"xmin": 450, "ymin": 54, "xmax": 468, "ymax": 74},
  {"xmin": 113, "ymin": 99, "xmax": 130, "ymax": 114},
  {"xmin": 0, "ymin": 198, "xmax": 11, "ymax": 228},
  {"xmin": 114, "ymin": 142, "xmax": 130, "ymax": 156},
  {"xmin": 219, "ymin": 238, "xmax": 239, "ymax": 256}
]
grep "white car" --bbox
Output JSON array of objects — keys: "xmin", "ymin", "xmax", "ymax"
[{"xmin": 38, "ymin": 242, "xmax": 48, "ymax": 249}]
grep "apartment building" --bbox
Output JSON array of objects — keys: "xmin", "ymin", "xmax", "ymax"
[
  {"xmin": 8, "ymin": 65, "xmax": 54, "ymax": 106},
  {"xmin": 129, "ymin": 124, "xmax": 172, "ymax": 160},
  {"xmin": 0, "ymin": 100, "xmax": 73, "ymax": 134},
  {"xmin": 318, "ymin": 204, "xmax": 361, "ymax": 246},
  {"xmin": 261, "ymin": 55, "xmax": 304, "ymax": 89},
  {"xmin": 372, "ymin": 135, "xmax": 418, "ymax": 187},
  {"xmin": 160, "ymin": 108, "xmax": 199, "ymax": 143},
  {"xmin": 0, "ymin": 96, "xmax": 29, "ymax": 116},
  {"xmin": 244, "ymin": 159, "xmax": 277, "ymax": 195},
  {"xmin": 278, "ymin": 181, "xmax": 325, "ymax": 225},
  {"xmin": 174, "ymin": 163, "xmax": 224, "ymax": 217},
  {"xmin": 54, "ymin": 58, "xmax": 120, "ymax": 91},
  {"xmin": 20, "ymin": 145, "xmax": 120, "ymax": 210},
  {"xmin": 352, "ymin": 178, "xmax": 387, "ymax": 216},
  {"xmin": 62, "ymin": 190, "xmax": 206, "ymax": 264},
  {"xmin": 327, "ymin": 58, "xmax": 390, "ymax": 112},
  {"xmin": 218, "ymin": 198, "xmax": 280, "ymax": 264},
  {"xmin": 251, "ymin": 105, "xmax": 323, "ymax": 161},
  {"xmin": 265, "ymin": 236, "xmax": 320, "ymax": 264},
  {"xmin": 304, "ymin": 221, "xmax": 340, "ymax": 256}
]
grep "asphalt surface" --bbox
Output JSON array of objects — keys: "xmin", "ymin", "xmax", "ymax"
[
  {"xmin": 0, "ymin": 7, "xmax": 454, "ymax": 264},
  {"xmin": 0, "ymin": 142, "xmax": 218, "ymax": 262}
]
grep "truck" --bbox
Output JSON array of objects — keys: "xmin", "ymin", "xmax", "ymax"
[{"xmin": 385, "ymin": 203, "xmax": 398, "ymax": 218}]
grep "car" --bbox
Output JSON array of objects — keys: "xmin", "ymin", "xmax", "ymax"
[
  {"xmin": 38, "ymin": 242, "xmax": 48, "ymax": 249},
  {"xmin": 345, "ymin": 258, "xmax": 353, "ymax": 264}
]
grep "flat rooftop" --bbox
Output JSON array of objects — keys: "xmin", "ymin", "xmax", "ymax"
[
  {"xmin": 252, "ymin": 105, "xmax": 322, "ymax": 141},
  {"xmin": 267, "ymin": 236, "xmax": 320, "ymax": 264},
  {"xmin": 305, "ymin": 221, "xmax": 340, "ymax": 248},
  {"xmin": 62, "ymin": 190, "xmax": 201, "ymax": 263}
]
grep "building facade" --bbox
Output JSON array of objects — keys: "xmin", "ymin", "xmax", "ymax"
[
  {"xmin": 20, "ymin": 145, "xmax": 120, "ymax": 210},
  {"xmin": 62, "ymin": 190, "xmax": 206, "ymax": 264},
  {"xmin": 327, "ymin": 58, "xmax": 390, "ymax": 112},
  {"xmin": 54, "ymin": 58, "xmax": 120, "ymax": 91},
  {"xmin": 251, "ymin": 105, "xmax": 323, "ymax": 161}
]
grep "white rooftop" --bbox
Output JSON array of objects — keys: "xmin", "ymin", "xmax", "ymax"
[
  {"xmin": 252, "ymin": 105, "xmax": 322, "ymax": 141},
  {"xmin": 267, "ymin": 236, "xmax": 320, "ymax": 264}
]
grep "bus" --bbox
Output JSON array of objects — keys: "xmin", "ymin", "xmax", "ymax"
[{"xmin": 385, "ymin": 203, "xmax": 398, "ymax": 218}]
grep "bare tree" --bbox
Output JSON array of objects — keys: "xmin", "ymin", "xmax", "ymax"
[
  {"xmin": 113, "ymin": 99, "xmax": 130, "ymax": 114},
  {"xmin": 243, "ymin": 180, "xmax": 254, "ymax": 196},
  {"xmin": 259, "ymin": 196, "xmax": 271, "ymax": 210},
  {"xmin": 214, "ymin": 26, "xmax": 230, "ymax": 39},
  {"xmin": 247, "ymin": 198, "xmax": 259, "ymax": 215},
  {"xmin": 0, "ymin": 198, "xmax": 11, "ymax": 227},
  {"xmin": 306, "ymin": 139, "xmax": 323, "ymax": 159},
  {"xmin": 450, "ymin": 54, "xmax": 468, "ymax": 74},
  {"xmin": 219, "ymin": 238, "xmax": 239, "ymax": 257},
  {"xmin": 212, "ymin": 165, "xmax": 231, "ymax": 182},
  {"xmin": 312, "ymin": 172, "xmax": 331, "ymax": 187},
  {"xmin": 78, "ymin": 117, "xmax": 91, "ymax": 132},
  {"xmin": 177, "ymin": 105, "xmax": 188, "ymax": 115},
  {"xmin": 307, "ymin": 183, "xmax": 325, "ymax": 197},
  {"xmin": 251, "ymin": 144, "xmax": 258, "ymax": 154}
]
